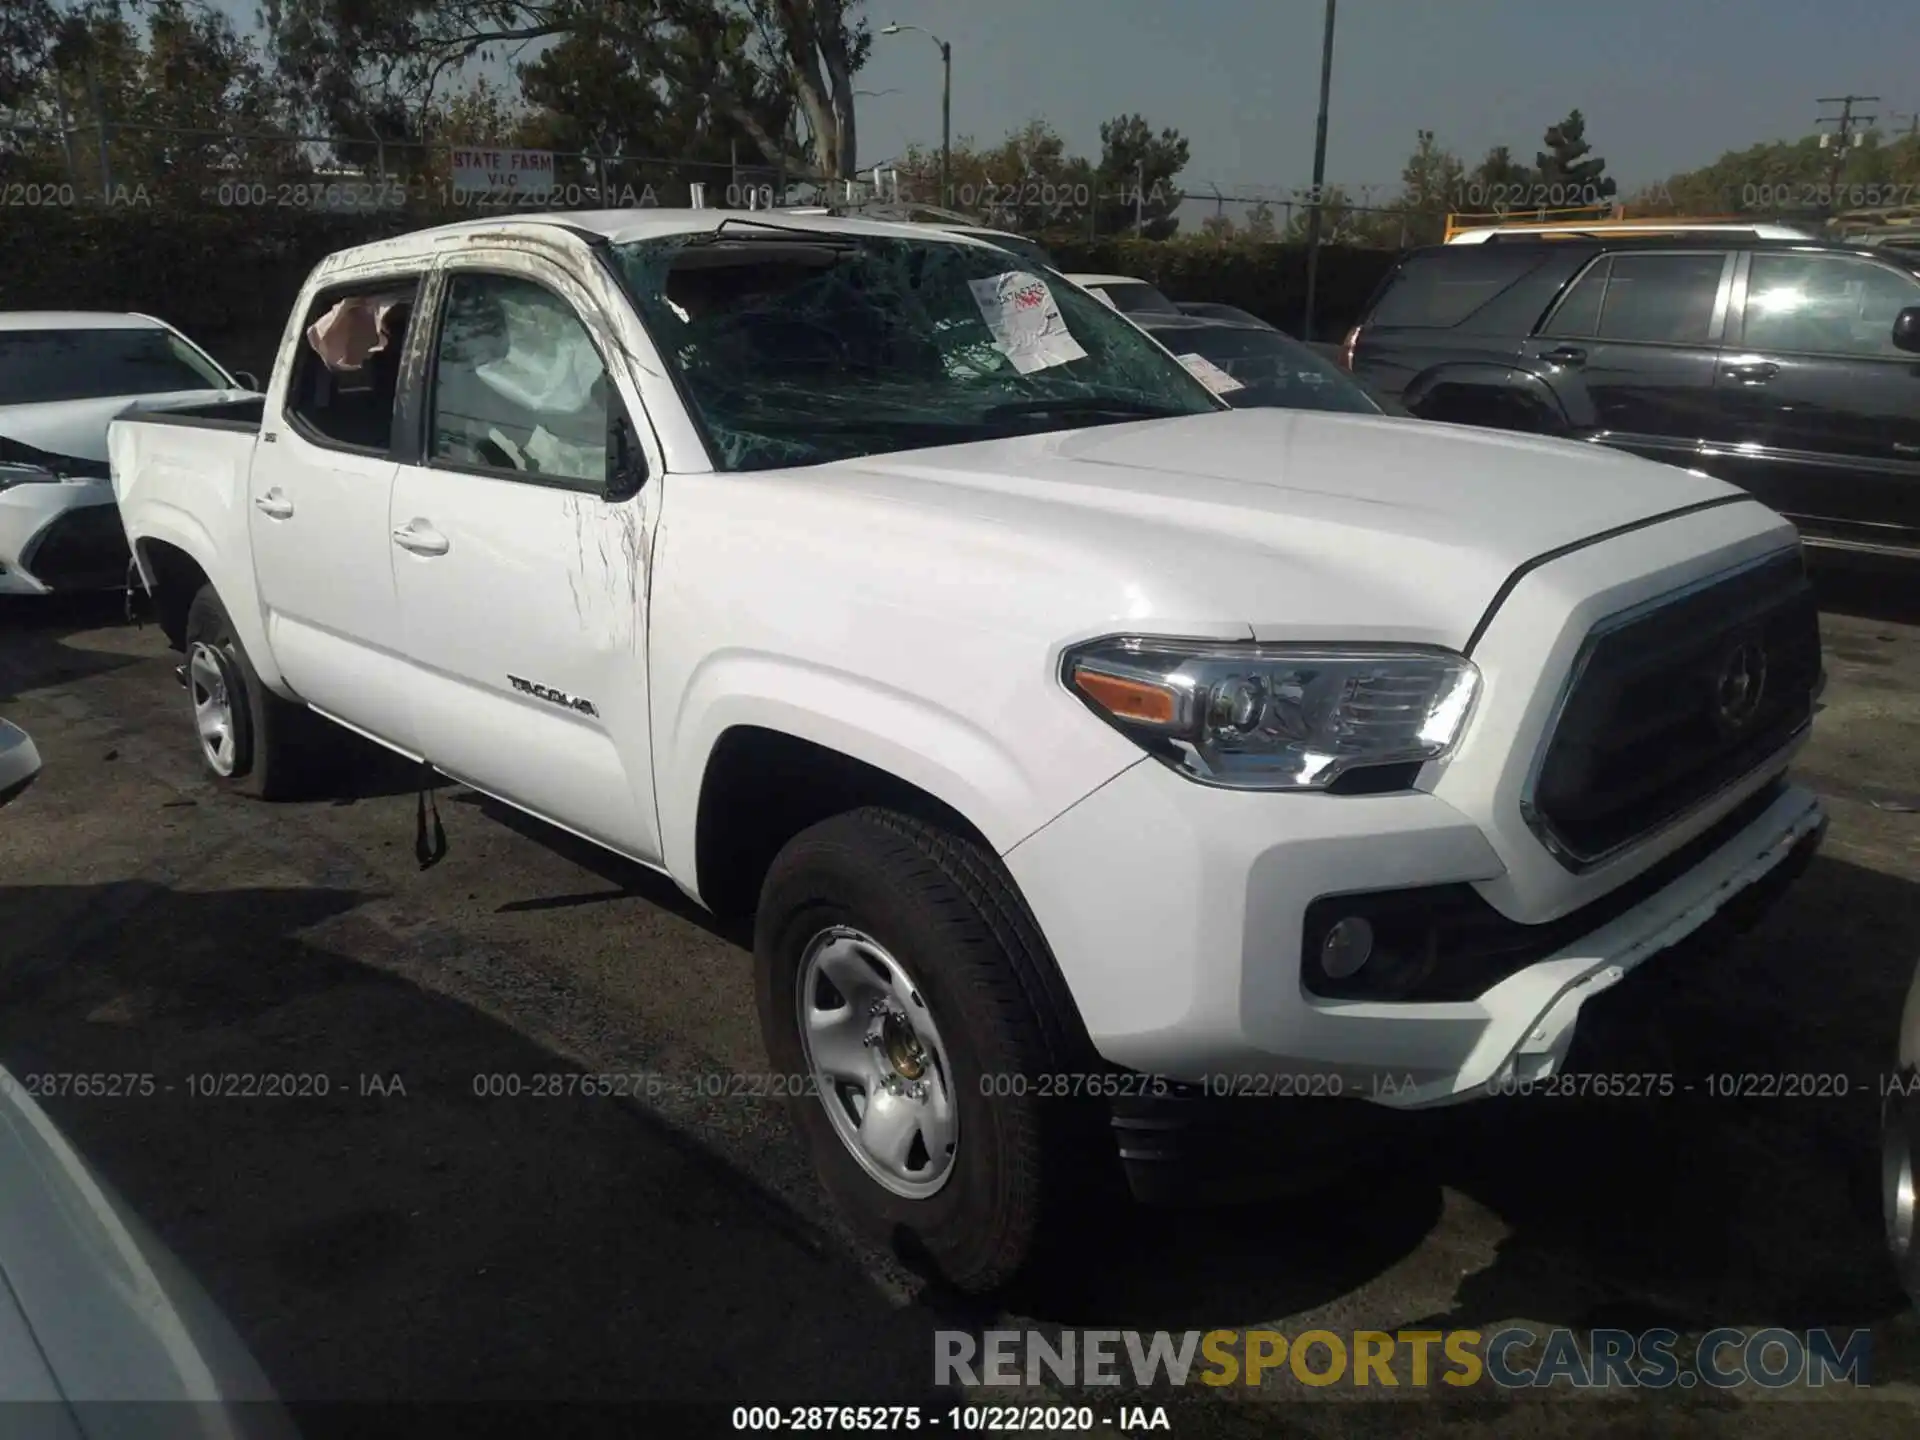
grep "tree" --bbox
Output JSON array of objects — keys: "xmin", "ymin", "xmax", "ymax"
[
  {"xmin": 1242, "ymin": 199, "xmax": 1278, "ymax": 242},
  {"xmin": 1535, "ymin": 108, "xmax": 1616, "ymax": 205},
  {"xmin": 1094, "ymin": 112, "xmax": 1188, "ymax": 238},
  {"xmin": 1396, "ymin": 128, "xmax": 1466, "ymax": 244},
  {"xmin": 260, "ymin": 0, "xmax": 872, "ymax": 180},
  {"xmin": 1465, "ymin": 143, "xmax": 1534, "ymax": 211},
  {"xmin": 4, "ymin": 0, "xmax": 297, "ymax": 198},
  {"xmin": 1199, "ymin": 211, "xmax": 1234, "ymax": 241},
  {"xmin": 1, "ymin": 0, "xmax": 61, "ymax": 112},
  {"xmin": 1283, "ymin": 184, "xmax": 1379, "ymax": 245}
]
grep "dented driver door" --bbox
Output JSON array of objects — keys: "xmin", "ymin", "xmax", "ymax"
[{"xmin": 387, "ymin": 253, "xmax": 663, "ymax": 864}]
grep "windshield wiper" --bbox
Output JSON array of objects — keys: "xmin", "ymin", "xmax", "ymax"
[{"xmin": 981, "ymin": 396, "xmax": 1193, "ymax": 423}]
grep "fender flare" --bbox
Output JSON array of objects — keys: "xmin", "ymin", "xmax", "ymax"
[
  {"xmin": 1402, "ymin": 362, "xmax": 1593, "ymax": 433},
  {"xmin": 659, "ymin": 656, "xmax": 1111, "ymax": 896},
  {"xmin": 130, "ymin": 509, "xmax": 287, "ymax": 694}
]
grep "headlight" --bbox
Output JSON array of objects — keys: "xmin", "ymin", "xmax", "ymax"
[{"xmin": 1063, "ymin": 637, "xmax": 1480, "ymax": 790}]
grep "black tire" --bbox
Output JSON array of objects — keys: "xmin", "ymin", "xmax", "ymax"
[
  {"xmin": 181, "ymin": 585, "xmax": 328, "ymax": 800},
  {"xmin": 754, "ymin": 806, "xmax": 1117, "ymax": 1295}
]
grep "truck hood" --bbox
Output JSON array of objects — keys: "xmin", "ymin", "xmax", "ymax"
[
  {"xmin": 0, "ymin": 389, "xmax": 256, "ymax": 464},
  {"xmin": 818, "ymin": 407, "xmax": 1753, "ymax": 648}
]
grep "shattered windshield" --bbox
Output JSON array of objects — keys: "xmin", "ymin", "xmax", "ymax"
[{"xmin": 608, "ymin": 230, "xmax": 1224, "ymax": 471}]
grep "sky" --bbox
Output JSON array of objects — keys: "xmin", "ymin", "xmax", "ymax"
[{"xmin": 210, "ymin": 0, "xmax": 1918, "ymax": 210}]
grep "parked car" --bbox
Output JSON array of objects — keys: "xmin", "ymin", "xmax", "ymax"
[
  {"xmin": 1175, "ymin": 301, "xmax": 1272, "ymax": 328},
  {"xmin": 1066, "ymin": 273, "xmax": 1183, "ymax": 316},
  {"xmin": 0, "ymin": 717, "xmax": 39, "ymax": 805},
  {"xmin": 1131, "ymin": 314, "xmax": 1386, "ymax": 414},
  {"xmin": 1890, "ymin": 960, "xmax": 1920, "ymax": 1307},
  {"xmin": 0, "ymin": 723, "xmax": 290, "ymax": 1428},
  {"xmin": 0, "ymin": 1061, "xmax": 296, "ymax": 1430},
  {"xmin": 114, "ymin": 210, "xmax": 1827, "ymax": 1294},
  {"xmin": 1345, "ymin": 234, "xmax": 1920, "ymax": 562},
  {"xmin": 0, "ymin": 312, "xmax": 261, "ymax": 594}
]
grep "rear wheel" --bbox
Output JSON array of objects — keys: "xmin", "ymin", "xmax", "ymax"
[
  {"xmin": 181, "ymin": 585, "xmax": 327, "ymax": 799},
  {"xmin": 755, "ymin": 807, "xmax": 1116, "ymax": 1295}
]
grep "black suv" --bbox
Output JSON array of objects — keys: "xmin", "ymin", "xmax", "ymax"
[{"xmin": 1346, "ymin": 234, "xmax": 1920, "ymax": 560}]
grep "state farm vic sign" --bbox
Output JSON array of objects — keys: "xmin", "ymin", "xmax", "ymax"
[{"xmin": 449, "ymin": 148, "xmax": 556, "ymax": 198}]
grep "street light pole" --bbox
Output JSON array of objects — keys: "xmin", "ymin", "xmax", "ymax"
[
  {"xmin": 1302, "ymin": 0, "xmax": 1337, "ymax": 343},
  {"xmin": 940, "ymin": 38, "xmax": 952, "ymax": 209},
  {"xmin": 882, "ymin": 23, "xmax": 952, "ymax": 208}
]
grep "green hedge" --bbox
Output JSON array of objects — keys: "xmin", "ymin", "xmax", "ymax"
[
  {"xmin": 1045, "ymin": 237, "xmax": 1399, "ymax": 337},
  {"xmin": 0, "ymin": 212, "xmax": 1403, "ymax": 370}
]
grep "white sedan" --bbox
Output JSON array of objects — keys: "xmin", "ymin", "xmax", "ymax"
[
  {"xmin": 1063, "ymin": 272, "xmax": 1184, "ymax": 317},
  {"xmin": 0, "ymin": 719, "xmax": 294, "ymax": 1428},
  {"xmin": 1, "ymin": 312, "xmax": 260, "ymax": 595},
  {"xmin": 0, "ymin": 719, "xmax": 37, "ymax": 806}
]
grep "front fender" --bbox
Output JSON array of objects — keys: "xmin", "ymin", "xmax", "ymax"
[
  {"xmin": 657, "ymin": 652, "xmax": 1138, "ymax": 895},
  {"xmin": 1403, "ymin": 362, "xmax": 1592, "ymax": 433}
]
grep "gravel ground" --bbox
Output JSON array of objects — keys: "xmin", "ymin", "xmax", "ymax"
[{"xmin": 2, "ymin": 555, "xmax": 1918, "ymax": 1438}]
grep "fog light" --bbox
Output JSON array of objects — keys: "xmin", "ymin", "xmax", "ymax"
[{"xmin": 1319, "ymin": 916, "xmax": 1374, "ymax": 978}]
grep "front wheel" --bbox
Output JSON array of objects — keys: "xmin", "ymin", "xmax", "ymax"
[{"xmin": 754, "ymin": 807, "xmax": 1115, "ymax": 1295}]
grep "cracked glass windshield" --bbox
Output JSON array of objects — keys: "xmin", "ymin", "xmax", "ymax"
[{"xmin": 610, "ymin": 229, "xmax": 1224, "ymax": 471}]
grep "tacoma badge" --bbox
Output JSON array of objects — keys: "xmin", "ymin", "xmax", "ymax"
[{"xmin": 507, "ymin": 675, "xmax": 599, "ymax": 717}]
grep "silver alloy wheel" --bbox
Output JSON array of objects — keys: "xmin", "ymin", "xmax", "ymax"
[
  {"xmin": 796, "ymin": 925, "xmax": 959, "ymax": 1199},
  {"xmin": 1887, "ymin": 1074, "xmax": 1919, "ymax": 1302},
  {"xmin": 187, "ymin": 641, "xmax": 238, "ymax": 777}
]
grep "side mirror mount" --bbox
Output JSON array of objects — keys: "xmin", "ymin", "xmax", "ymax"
[
  {"xmin": 1893, "ymin": 307, "xmax": 1920, "ymax": 355},
  {"xmin": 231, "ymin": 370, "xmax": 261, "ymax": 391},
  {"xmin": 603, "ymin": 410, "xmax": 648, "ymax": 501}
]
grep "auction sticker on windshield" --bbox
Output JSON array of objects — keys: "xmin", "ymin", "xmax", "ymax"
[
  {"xmin": 969, "ymin": 271, "xmax": 1089, "ymax": 373},
  {"xmin": 1175, "ymin": 352, "xmax": 1246, "ymax": 395}
]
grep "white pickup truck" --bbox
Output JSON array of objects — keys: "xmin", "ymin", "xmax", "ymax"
[{"xmin": 112, "ymin": 210, "xmax": 1828, "ymax": 1293}]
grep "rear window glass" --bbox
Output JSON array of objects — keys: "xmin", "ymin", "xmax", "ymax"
[
  {"xmin": 1367, "ymin": 250, "xmax": 1545, "ymax": 329},
  {"xmin": 1099, "ymin": 282, "xmax": 1181, "ymax": 315}
]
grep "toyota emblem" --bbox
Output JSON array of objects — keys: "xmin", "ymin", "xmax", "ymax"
[{"xmin": 1712, "ymin": 640, "xmax": 1768, "ymax": 732}]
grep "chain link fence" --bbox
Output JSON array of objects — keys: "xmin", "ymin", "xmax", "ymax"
[
  {"xmin": 2, "ymin": 116, "xmax": 1453, "ymax": 244},
  {"xmin": 0, "ymin": 116, "xmax": 879, "ymax": 216}
]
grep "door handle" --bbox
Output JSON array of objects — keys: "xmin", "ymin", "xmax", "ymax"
[
  {"xmin": 391, "ymin": 521, "xmax": 450, "ymax": 556},
  {"xmin": 254, "ymin": 490, "xmax": 293, "ymax": 519},
  {"xmin": 1542, "ymin": 346, "xmax": 1587, "ymax": 365},
  {"xmin": 1723, "ymin": 361, "xmax": 1779, "ymax": 383}
]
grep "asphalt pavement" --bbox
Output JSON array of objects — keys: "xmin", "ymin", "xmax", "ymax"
[{"xmin": 2, "ymin": 557, "xmax": 1919, "ymax": 1437}]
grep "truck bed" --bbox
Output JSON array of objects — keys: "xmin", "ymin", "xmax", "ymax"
[{"xmin": 123, "ymin": 395, "xmax": 265, "ymax": 432}]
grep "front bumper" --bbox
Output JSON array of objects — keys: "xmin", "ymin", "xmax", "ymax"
[
  {"xmin": 1004, "ymin": 756, "xmax": 1826, "ymax": 1111},
  {"xmin": 0, "ymin": 479, "xmax": 128, "ymax": 594}
]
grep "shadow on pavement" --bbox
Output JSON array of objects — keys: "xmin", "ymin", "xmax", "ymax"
[
  {"xmin": 1398, "ymin": 850, "xmax": 1916, "ymax": 1357},
  {"xmin": 447, "ymin": 790, "xmax": 752, "ymax": 945},
  {"xmin": 1001, "ymin": 851, "xmax": 1916, "ymax": 1364},
  {"xmin": 0, "ymin": 879, "xmax": 957, "ymax": 1406},
  {"xmin": 0, "ymin": 593, "xmax": 144, "ymax": 702}
]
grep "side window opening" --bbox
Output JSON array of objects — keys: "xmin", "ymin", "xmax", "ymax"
[
  {"xmin": 1367, "ymin": 249, "xmax": 1548, "ymax": 329},
  {"xmin": 1741, "ymin": 253, "xmax": 1920, "ymax": 357},
  {"xmin": 1540, "ymin": 258, "xmax": 1609, "ymax": 337},
  {"xmin": 285, "ymin": 281, "xmax": 420, "ymax": 451},
  {"xmin": 428, "ymin": 271, "xmax": 614, "ymax": 488},
  {"xmin": 1592, "ymin": 252, "xmax": 1727, "ymax": 345}
]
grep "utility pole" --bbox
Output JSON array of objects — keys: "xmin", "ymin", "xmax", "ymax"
[
  {"xmin": 1815, "ymin": 95, "xmax": 1879, "ymax": 212},
  {"xmin": 1301, "ymin": 0, "xmax": 1338, "ymax": 343}
]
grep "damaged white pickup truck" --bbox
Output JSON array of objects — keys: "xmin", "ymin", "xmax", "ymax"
[{"xmin": 111, "ymin": 210, "xmax": 1827, "ymax": 1293}]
